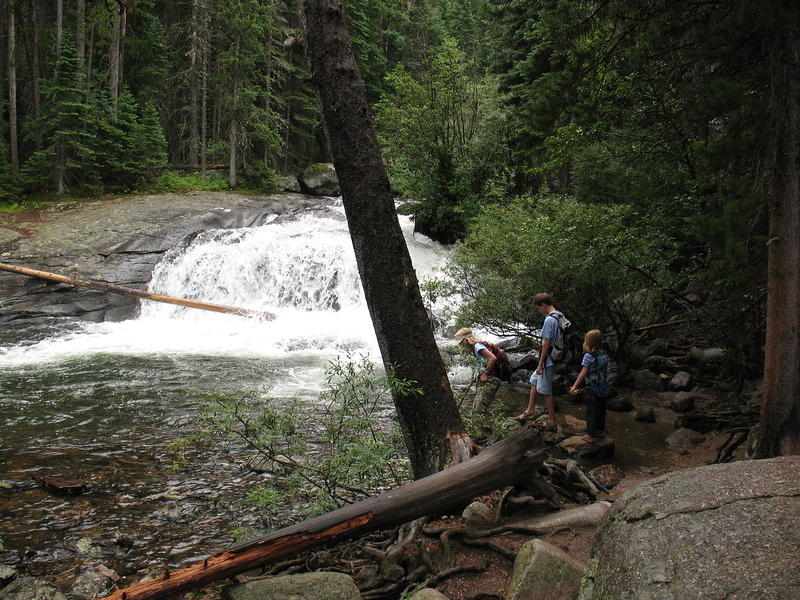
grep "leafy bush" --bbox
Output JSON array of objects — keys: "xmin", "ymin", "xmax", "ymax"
[
  {"xmin": 194, "ymin": 356, "xmax": 412, "ymax": 518},
  {"xmin": 242, "ymin": 162, "xmax": 281, "ymax": 193},
  {"xmin": 447, "ymin": 194, "xmax": 676, "ymax": 356},
  {"xmin": 149, "ymin": 171, "xmax": 230, "ymax": 193}
]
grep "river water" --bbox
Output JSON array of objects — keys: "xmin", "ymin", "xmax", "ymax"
[{"xmin": 0, "ymin": 205, "xmax": 457, "ymax": 581}]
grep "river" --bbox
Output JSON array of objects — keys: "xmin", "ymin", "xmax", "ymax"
[{"xmin": 0, "ymin": 203, "xmax": 457, "ymax": 582}]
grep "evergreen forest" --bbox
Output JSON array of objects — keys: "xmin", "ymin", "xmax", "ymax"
[{"xmin": 0, "ymin": 0, "xmax": 797, "ymax": 380}]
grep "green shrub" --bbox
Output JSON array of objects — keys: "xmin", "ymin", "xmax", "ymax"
[
  {"xmin": 194, "ymin": 356, "xmax": 412, "ymax": 519},
  {"xmin": 149, "ymin": 171, "xmax": 230, "ymax": 193},
  {"xmin": 447, "ymin": 194, "xmax": 676, "ymax": 356}
]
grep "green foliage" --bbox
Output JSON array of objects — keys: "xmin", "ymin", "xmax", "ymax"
[
  {"xmin": 195, "ymin": 356, "xmax": 412, "ymax": 518},
  {"xmin": 375, "ymin": 37, "xmax": 510, "ymax": 242},
  {"xmin": 447, "ymin": 194, "xmax": 675, "ymax": 355},
  {"xmin": 149, "ymin": 171, "xmax": 229, "ymax": 193}
]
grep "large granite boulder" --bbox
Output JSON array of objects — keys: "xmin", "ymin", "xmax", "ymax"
[
  {"xmin": 298, "ymin": 163, "xmax": 340, "ymax": 196},
  {"xmin": 578, "ymin": 456, "xmax": 800, "ymax": 599}
]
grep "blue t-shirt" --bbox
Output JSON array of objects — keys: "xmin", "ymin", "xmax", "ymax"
[
  {"xmin": 540, "ymin": 313, "xmax": 562, "ymax": 368},
  {"xmin": 581, "ymin": 352, "xmax": 596, "ymax": 368}
]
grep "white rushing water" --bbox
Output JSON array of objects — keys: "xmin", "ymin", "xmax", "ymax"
[{"xmin": 0, "ymin": 204, "xmax": 454, "ymax": 395}]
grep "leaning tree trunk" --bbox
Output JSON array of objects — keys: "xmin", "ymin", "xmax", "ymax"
[
  {"xmin": 751, "ymin": 3, "xmax": 800, "ymax": 457},
  {"xmin": 299, "ymin": 0, "xmax": 470, "ymax": 478}
]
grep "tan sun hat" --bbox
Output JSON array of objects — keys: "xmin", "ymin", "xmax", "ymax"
[{"xmin": 454, "ymin": 327, "xmax": 472, "ymax": 338}]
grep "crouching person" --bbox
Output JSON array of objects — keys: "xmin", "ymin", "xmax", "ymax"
[{"xmin": 458, "ymin": 331, "xmax": 512, "ymax": 413}]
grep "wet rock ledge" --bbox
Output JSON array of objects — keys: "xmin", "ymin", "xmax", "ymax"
[{"xmin": 0, "ymin": 192, "xmax": 333, "ymax": 324}]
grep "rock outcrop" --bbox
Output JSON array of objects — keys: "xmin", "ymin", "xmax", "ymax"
[
  {"xmin": 579, "ymin": 456, "xmax": 800, "ymax": 599},
  {"xmin": 0, "ymin": 192, "xmax": 333, "ymax": 323}
]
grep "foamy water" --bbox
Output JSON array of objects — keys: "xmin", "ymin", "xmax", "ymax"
[{"xmin": 0, "ymin": 206, "xmax": 453, "ymax": 398}]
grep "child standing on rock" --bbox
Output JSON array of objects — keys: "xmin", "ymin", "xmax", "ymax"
[{"xmin": 569, "ymin": 329, "xmax": 608, "ymax": 442}]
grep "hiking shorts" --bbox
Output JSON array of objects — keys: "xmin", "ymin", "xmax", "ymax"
[{"xmin": 529, "ymin": 366, "xmax": 554, "ymax": 395}]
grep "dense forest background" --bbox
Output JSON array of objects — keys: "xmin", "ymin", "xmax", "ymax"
[{"xmin": 0, "ymin": 0, "xmax": 789, "ymax": 380}]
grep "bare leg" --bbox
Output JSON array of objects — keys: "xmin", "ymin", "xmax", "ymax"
[
  {"xmin": 517, "ymin": 386, "xmax": 538, "ymax": 419},
  {"xmin": 545, "ymin": 395, "xmax": 557, "ymax": 425}
]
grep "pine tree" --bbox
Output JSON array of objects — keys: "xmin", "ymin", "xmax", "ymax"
[{"xmin": 24, "ymin": 35, "xmax": 97, "ymax": 194}]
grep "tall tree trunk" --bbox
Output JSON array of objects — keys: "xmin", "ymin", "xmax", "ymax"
[
  {"xmin": 751, "ymin": 3, "xmax": 800, "ymax": 457},
  {"xmin": 29, "ymin": 0, "xmax": 42, "ymax": 149},
  {"xmin": 109, "ymin": 3, "xmax": 126, "ymax": 111},
  {"xmin": 200, "ymin": 4, "xmax": 208, "ymax": 177},
  {"xmin": 76, "ymin": 0, "xmax": 85, "ymax": 64},
  {"xmin": 55, "ymin": 0, "xmax": 63, "ymax": 54},
  {"xmin": 55, "ymin": 140, "xmax": 66, "ymax": 194},
  {"xmin": 7, "ymin": 9, "xmax": 18, "ymax": 173},
  {"xmin": 299, "ymin": 0, "xmax": 470, "ymax": 479},
  {"xmin": 228, "ymin": 110, "xmax": 237, "ymax": 188},
  {"xmin": 188, "ymin": 0, "xmax": 200, "ymax": 168}
]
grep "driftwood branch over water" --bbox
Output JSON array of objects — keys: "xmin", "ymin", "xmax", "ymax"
[
  {"xmin": 0, "ymin": 262, "xmax": 275, "ymax": 320},
  {"xmin": 100, "ymin": 426, "xmax": 551, "ymax": 600}
]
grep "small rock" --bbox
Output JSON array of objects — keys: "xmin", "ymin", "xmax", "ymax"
[
  {"xmin": 441, "ymin": 325, "xmax": 460, "ymax": 338},
  {"xmin": 0, "ymin": 565, "xmax": 17, "ymax": 588},
  {"xmin": 635, "ymin": 407, "xmax": 656, "ymax": 423},
  {"xmin": 565, "ymin": 415, "xmax": 587, "ymax": 430},
  {"xmin": 276, "ymin": 174, "xmax": 300, "ymax": 193},
  {"xmin": 68, "ymin": 565, "xmax": 119, "ymax": 600},
  {"xmin": 561, "ymin": 436, "xmax": 615, "ymax": 459},
  {"xmin": 668, "ymin": 371, "xmax": 692, "ymax": 391},
  {"xmin": 0, "ymin": 577, "xmax": 67, "ymax": 600},
  {"xmin": 669, "ymin": 392, "xmax": 695, "ymax": 413},
  {"xmin": 38, "ymin": 475, "xmax": 88, "ymax": 496},
  {"xmin": 463, "ymin": 501, "xmax": 496, "ymax": 529},
  {"xmin": 630, "ymin": 369, "xmax": 662, "ymax": 391},
  {"xmin": 508, "ymin": 539, "xmax": 584, "ymax": 600},
  {"xmin": 589, "ymin": 465, "xmax": 625, "ymax": 490},
  {"xmin": 666, "ymin": 427, "xmax": 705, "ymax": 449},
  {"xmin": 222, "ymin": 572, "xmax": 360, "ymax": 600},
  {"xmin": 687, "ymin": 347, "xmax": 727, "ymax": 372},
  {"xmin": 75, "ymin": 538, "xmax": 102, "ymax": 555},
  {"xmin": 408, "ymin": 589, "xmax": 450, "ymax": 600}
]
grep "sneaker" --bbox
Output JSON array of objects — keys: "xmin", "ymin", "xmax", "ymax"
[{"xmin": 581, "ymin": 434, "xmax": 595, "ymax": 443}]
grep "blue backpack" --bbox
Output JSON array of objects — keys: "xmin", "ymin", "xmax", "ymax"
[{"xmin": 588, "ymin": 350, "xmax": 618, "ymax": 398}]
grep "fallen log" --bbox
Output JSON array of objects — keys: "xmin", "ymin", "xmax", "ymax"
[
  {"xmin": 102, "ymin": 425, "xmax": 551, "ymax": 600},
  {"xmin": 0, "ymin": 262, "xmax": 275, "ymax": 320}
]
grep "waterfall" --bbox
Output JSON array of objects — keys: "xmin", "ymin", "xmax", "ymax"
[{"xmin": 0, "ymin": 206, "xmax": 452, "ymax": 378}]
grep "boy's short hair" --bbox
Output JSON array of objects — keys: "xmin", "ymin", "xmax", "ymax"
[
  {"xmin": 583, "ymin": 329, "xmax": 603, "ymax": 353},
  {"xmin": 534, "ymin": 293, "xmax": 553, "ymax": 306}
]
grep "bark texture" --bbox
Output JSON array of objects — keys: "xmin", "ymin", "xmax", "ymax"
[
  {"xmin": 752, "ymin": 3, "xmax": 800, "ymax": 457},
  {"xmin": 299, "ymin": 0, "xmax": 467, "ymax": 477}
]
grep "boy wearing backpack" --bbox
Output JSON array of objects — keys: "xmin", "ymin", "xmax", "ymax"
[
  {"xmin": 516, "ymin": 293, "xmax": 569, "ymax": 427},
  {"xmin": 569, "ymin": 329, "xmax": 612, "ymax": 442}
]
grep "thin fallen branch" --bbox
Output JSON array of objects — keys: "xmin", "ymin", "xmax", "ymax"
[{"xmin": 0, "ymin": 262, "xmax": 275, "ymax": 320}]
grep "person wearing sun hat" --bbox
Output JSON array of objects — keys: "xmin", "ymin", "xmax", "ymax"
[{"xmin": 456, "ymin": 327, "xmax": 510, "ymax": 412}]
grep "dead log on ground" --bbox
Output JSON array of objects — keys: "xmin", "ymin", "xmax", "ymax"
[
  {"xmin": 0, "ymin": 262, "xmax": 275, "ymax": 320},
  {"xmin": 101, "ymin": 425, "xmax": 551, "ymax": 600}
]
